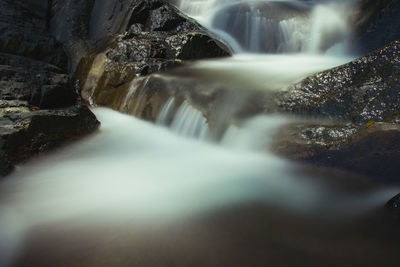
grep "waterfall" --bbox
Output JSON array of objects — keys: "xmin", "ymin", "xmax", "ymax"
[{"xmin": 176, "ymin": 0, "xmax": 354, "ymax": 54}]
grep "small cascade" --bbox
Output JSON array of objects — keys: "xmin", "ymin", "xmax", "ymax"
[
  {"xmin": 211, "ymin": 1, "xmax": 310, "ymax": 53},
  {"xmin": 169, "ymin": 101, "xmax": 210, "ymax": 139},
  {"xmin": 119, "ymin": 78, "xmax": 144, "ymax": 113},
  {"xmin": 131, "ymin": 77, "xmax": 151, "ymax": 116},
  {"xmin": 156, "ymin": 97, "xmax": 176, "ymax": 125},
  {"xmin": 177, "ymin": 0, "xmax": 219, "ymax": 17},
  {"xmin": 307, "ymin": 2, "xmax": 352, "ymax": 53},
  {"xmin": 176, "ymin": 0, "xmax": 354, "ymax": 54}
]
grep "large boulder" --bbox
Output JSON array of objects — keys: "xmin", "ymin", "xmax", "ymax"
[
  {"xmin": 276, "ymin": 39, "xmax": 400, "ymax": 124},
  {"xmin": 78, "ymin": 0, "xmax": 231, "ymax": 109},
  {"xmin": 270, "ymin": 39, "xmax": 400, "ymax": 183},
  {"xmin": 0, "ymin": 52, "xmax": 100, "ymax": 177},
  {"xmin": 272, "ymin": 122, "xmax": 400, "ymax": 183}
]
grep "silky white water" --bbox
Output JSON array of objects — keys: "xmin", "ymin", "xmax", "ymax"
[
  {"xmin": 0, "ymin": 108, "xmax": 398, "ymax": 266},
  {"xmin": 177, "ymin": 0, "xmax": 354, "ymax": 54}
]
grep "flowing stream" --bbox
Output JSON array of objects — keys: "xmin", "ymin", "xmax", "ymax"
[{"xmin": 1, "ymin": 1, "xmax": 399, "ymax": 266}]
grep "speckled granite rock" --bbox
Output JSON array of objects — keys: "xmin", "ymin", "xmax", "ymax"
[{"xmin": 276, "ymin": 40, "xmax": 400, "ymax": 124}]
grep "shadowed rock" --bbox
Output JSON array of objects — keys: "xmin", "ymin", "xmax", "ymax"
[
  {"xmin": 0, "ymin": 0, "xmax": 100, "ymax": 177},
  {"xmin": 353, "ymin": 0, "xmax": 400, "ymax": 55}
]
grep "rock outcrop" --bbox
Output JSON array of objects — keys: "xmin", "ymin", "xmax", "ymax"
[
  {"xmin": 272, "ymin": 121, "xmax": 400, "ymax": 183},
  {"xmin": 271, "ymin": 39, "xmax": 400, "ymax": 183},
  {"xmin": 0, "ymin": 0, "xmax": 100, "ymax": 177},
  {"xmin": 77, "ymin": 0, "xmax": 231, "ymax": 110},
  {"xmin": 276, "ymin": 40, "xmax": 400, "ymax": 124}
]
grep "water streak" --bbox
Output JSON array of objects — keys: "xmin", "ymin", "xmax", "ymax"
[
  {"xmin": 170, "ymin": 101, "xmax": 210, "ymax": 139},
  {"xmin": 156, "ymin": 97, "xmax": 176, "ymax": 125}
]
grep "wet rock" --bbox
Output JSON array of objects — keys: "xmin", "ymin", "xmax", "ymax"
[
  {"xmin": 273, "ymin": 122, "xmax": 400, "ymax": 183},
  {"xmin": 276, "ymin": 39, "xmax": 400, "ymax": 124},
  {"xmin": 127, "ymin": 0, "xmax": 199, "ymax": 33},
  {"xmin": 272, "ymin": 122, "xmax": 361, "ymax": 160},
  {"xmin": 272, "ymin": 39, "xmax": 400, "ymax": 183},
  {"xmin": 0, "ymin": 0, "xmax": 100, "ymax": 177},
  {"xmin": 78, "ymin": 0, "xmax": 231, "ymax": 108},
  {"xmin": 0, "ymin": 53, "xmax": 100, "ymax": 177},
  {"xmin": 166, "ymin": 32, "xmax": 231, "ymax": 60},
  {"xmin": 0, "ymin": 105, "xmax": 99, "ymax": 176}
]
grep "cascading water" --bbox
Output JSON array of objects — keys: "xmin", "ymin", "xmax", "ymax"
[
  {"xmin": 0, "ymin": 1, "xmax": 399, "ymax": 267},
  {"xmin": 177, "ymin": 0, "xmax": 353, "ymax": 54}
]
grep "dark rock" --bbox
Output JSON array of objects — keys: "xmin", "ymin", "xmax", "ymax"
[
  {"xmin": 78, "ymin": 0, "xmax": 231, "ymax": 108},
  {"xmin": 0, "ymin": 53, "xmax": 78, "ymax": 109},
  {"xmin": 166, "ymin": 33, "xmax": 231, "ymax": 60},
  {"xmin": 0, "ymin": 104, "xmax": 99, "ymax": 176},
  {"xmin": 0, "ymin": 0, "xmax": 68, "ymax": 69},
  {"xmin": 0, "ymin": 0, "xmax": 101, "ymax": 177},
  {"xmin": 127, "ymin": 0, "xmax": 198, "ymax": 33},
  {"xmin": 0, "ymin": 53, "xmax": 99, "ymax": 177},
  {"xmin": 353, "ymin": 0, "xmax": 400, "ymax": 55},
  {"xmin": 273, "ymin": 122, "xmax": 400, "ymax": 184},
  {"xmin": 269, "ymin": 39, "xmax": 400, "ymax": 183},
  {"xmin": 385, "ymin": 193, "xmax": 400, "ymax": 214},
  {"xmin": 276, "ymin": 39, "xmax": 400, "ymax": 124},
  {"xmin": 49, "ymin": 0, "xmax": 210, "ymax": 71}
]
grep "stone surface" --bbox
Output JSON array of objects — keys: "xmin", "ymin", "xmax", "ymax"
[
  {"xmin": 0, "ymin": 53, "xmax": 77, "ymax": 109},
  {"xmin": 272, "ymin": 122, "xmax": 400, "ymax": 183},
  {"xmin": 0, "ymin": 105, "xmax": 99, "ymax": 176},
  {"xmin": 78, "ymin": 0, "xmax": 231, "ymax": 109},
  {"xmin": 0, "ymin": 0, "xmax": 68, "ymax": 70},
  {"xmin": 0, "ymin": 0, "xmax": 100, "ymax": 177},
  {"xmin": 270, "ymin": 39, "xmax": 400, "ymax": 183},
  {"xmin": 385, "ymin": 193, "xmax": 400, "ymax": 215},
  {"xmin": 276, "ymin": 40, "xmax": 400, "ymax": 124},
  {"xmin": 353, "ymin": 0, "xmax": 400, "ymax": 55},
  {"xmin": 0, "ymin": 53, "xmax": 100, "ymax": 177}
]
